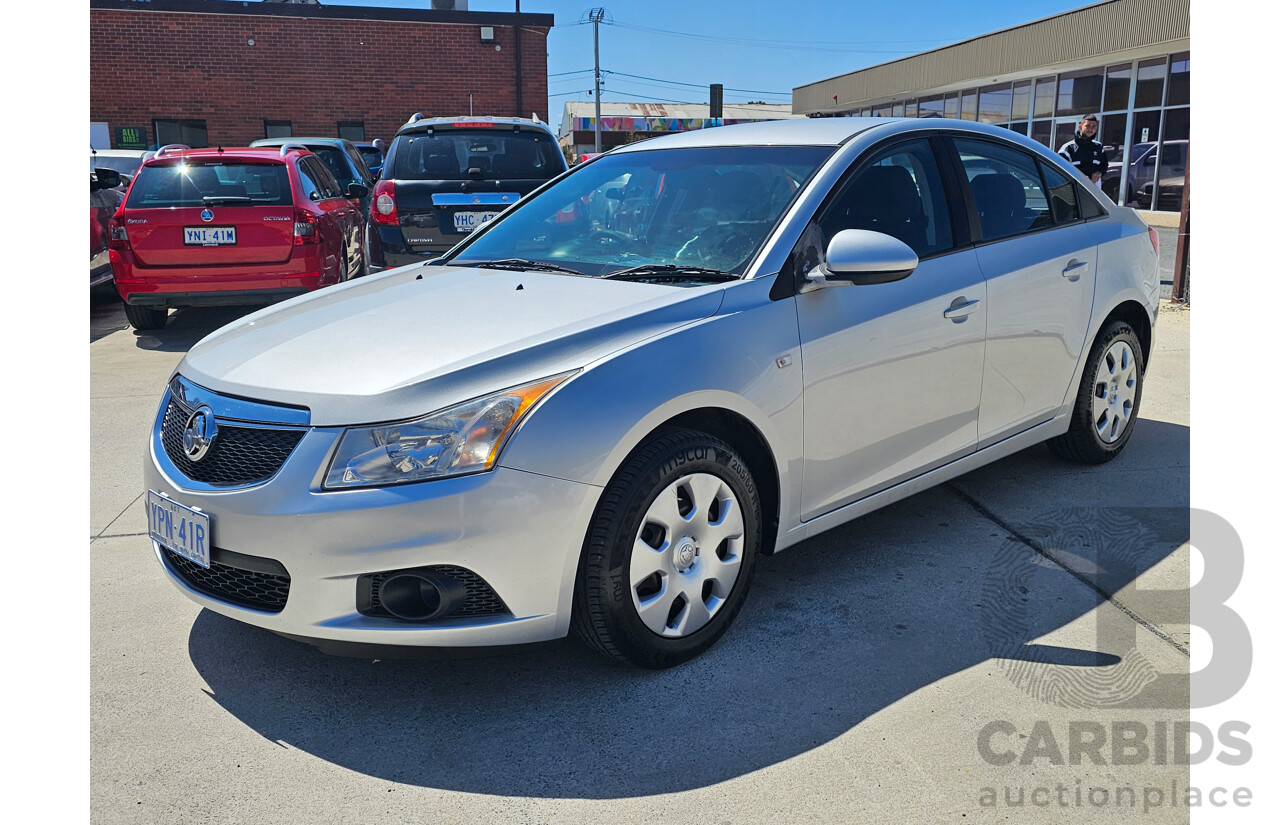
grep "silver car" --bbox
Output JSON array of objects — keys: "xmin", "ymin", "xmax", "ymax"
[{"xmin": 144, "ymin": 118, "xmax": 1160, "ymax": 668}]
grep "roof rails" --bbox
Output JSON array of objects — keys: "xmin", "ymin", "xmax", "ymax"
[
  {"xmin": 278, "ymin": 143, "xmax": 309, "ymax": 156},
  {"xmin": 155, "ymin": 144, "xmax": 191, "ymax": 157},
  {"xmin": 409, "ymin": 112, "xmax": 426, "ymax": 123}
]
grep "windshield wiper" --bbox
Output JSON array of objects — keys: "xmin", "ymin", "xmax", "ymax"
[
  {"xmin": 202, "ymin": 195, "xmax": 253, "ymax": 205},
  {"xmin": 601, "ymin": 264, "xmax": 739, "ymax": 282},
  {"xmin": 460, "ymin": 258, "xmax": 587, "ymax": 276}
]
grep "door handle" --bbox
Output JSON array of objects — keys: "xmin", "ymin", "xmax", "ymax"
[
  {"xmin": 943, "ymin": 297, "xmax": 980, "ymax": 320},
  {"xmin": 1062, "ymin": 259, "xmax": 1090, "ymax": 279}
]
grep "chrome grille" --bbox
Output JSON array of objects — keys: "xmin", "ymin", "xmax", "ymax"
[{"xmin": 160, "ymin": 398, "xmax": 305, "ymax": 486}]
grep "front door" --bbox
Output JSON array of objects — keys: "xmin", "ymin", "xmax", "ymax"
[{"xmin": 796, "ymin": 137, "xmax": 987, "ymax": 520}]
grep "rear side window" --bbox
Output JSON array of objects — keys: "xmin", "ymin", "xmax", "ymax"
[
  {"xmin": 392, "ymin": 129, "xmax": 564, "ymax": 181},
  {"xmin": 299, "ymin": 156, "xmax": 342, "ymax": 199},
  {"xmin": 309, "ymin": 146, "xmax": 357, "ymax": 187},
  {"xmin": 954, "ymin": 138, "xmax": 1052, "ymax": 241},
  {"xmin": 126, "ymin": 162, "xmax": 293, "ymax": 208},
  {"xmin": 1039, "ymin": 160, "xmax": 1080, "ymax": 223}
]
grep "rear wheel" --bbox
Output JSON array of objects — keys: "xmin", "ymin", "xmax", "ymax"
[
  {"xmin": 572, "ymin": 430, "xmax": 762, "ymax": 668},
  {"xmin": 123, "ymin": 303, "xmax": 168, "ymax": 331},
  {"xmin": 1049, "ymin": 320, "xmax": 1144, "ymax": 463}
]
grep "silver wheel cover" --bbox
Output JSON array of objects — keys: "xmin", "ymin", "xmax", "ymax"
[
  {"xmin": 629, "ymin": 472, "xmax": 745, "ymax": 638},
  {"xmin": 1092, "ymin": 340, "xmax": 1138, "ymax": 444}
]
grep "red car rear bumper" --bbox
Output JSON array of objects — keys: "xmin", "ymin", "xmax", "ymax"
[{"xmin": 111, "ymin": 247, "xmax": 331, "ymax": 306}]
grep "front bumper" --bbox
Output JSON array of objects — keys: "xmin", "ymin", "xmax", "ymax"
[{"xmin": 144, "ymin": 392, "xmax": 601, "ymax": 649}]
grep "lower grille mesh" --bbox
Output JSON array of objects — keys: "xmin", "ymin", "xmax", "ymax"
[{"xmin": 162, "ymin": 547, "xmax": 290, "ymax": 613}]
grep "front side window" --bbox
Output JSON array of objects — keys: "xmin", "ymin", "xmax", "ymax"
[
  {"xmin": 816, "ymin": 139, "xmax": 953, "ymax": 258},
  {"xmin": 302, "ymin": 156, "xmax": 342, "ymax": 199},
  {"xmin": 296, "ymin": 159, "xmax": 324, "ymax": 201},
  {"xmin": 126, "ymin": 162, "xmax": 292, "ymax": 208},
  {"xmin": 308, "ymin": 146, "xmax": 357, "ymax": 188},
  {"xmin": 954, "ymin": 138, "xmax": 1052, "ymax": 241},
  {"xmin": 449, "ymin": 145, "xmax": 834, "ymax": 277}
]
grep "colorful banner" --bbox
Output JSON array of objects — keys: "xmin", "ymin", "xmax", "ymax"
[{"xmin": 572, "ymin": 117, "xmax": 772, "ymax": 132}]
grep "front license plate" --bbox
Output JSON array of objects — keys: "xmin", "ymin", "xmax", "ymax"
[
  {"xmin": 183, "ymin": 226, "xmax": 237, "ymax": 246},
  {"xmin": 453, "ymin": 211, "xmax": 500, "ymax": 233},
  {"xmin": 147, "ymin": 490, "xmax": 211, "ymax": 568}
]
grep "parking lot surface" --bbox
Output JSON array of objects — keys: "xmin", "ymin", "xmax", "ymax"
[{"xmin": 91, "ymin": 294, "xmax": 1191, "ymax": 824}]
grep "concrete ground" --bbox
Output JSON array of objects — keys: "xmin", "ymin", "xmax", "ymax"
[{"xmin": 90, "ymin": 295, "xmax": 1191, "ymax": 824}]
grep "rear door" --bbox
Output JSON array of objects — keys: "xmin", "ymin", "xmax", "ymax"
[
  {"xmin": 947, "ymin": 136, "xmax": 1098, "ymax": 445},
  {"xmin": 388, "ymin": 125, "xmax": 566, "ymax": 252},
  {"xmin": 123, "ymin": 160, "xmax": 295, "ymax": 266}
]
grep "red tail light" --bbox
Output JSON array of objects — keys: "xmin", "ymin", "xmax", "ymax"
[
  {"xmin": 1147, "ymin": 225, "xmax": 1160, "ymax": 257},
  {"xmin": 372, "ymin": 180, "xmax": 398, "ymax": 226},
  {"xmin": 108, "ymin": 214, "xmax": 130, "ymax": 250},
  {"xmin": 294, "ymin": 209, "xmax": 319, "ymax": 245}
]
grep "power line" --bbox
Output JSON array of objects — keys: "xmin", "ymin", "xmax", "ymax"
[
  {"xmin": 548, "ymin": 68, "xmax": 594, "ymax": 77},
  {"xmin": 608, "ymin": 19, "xmax": 952, "ymax": 48},
  {"xmin": 603, "ymin": 70, "xmax": 790, "ymax": 97},
  {"xmin": 607, "ymin": 20, "xmax": 943, "ymax": 54}
]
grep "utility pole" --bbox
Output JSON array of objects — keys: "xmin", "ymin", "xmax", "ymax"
[
  {"xmin": 588, "ymin": 7, "xmax": 608, "ymax": 153},
  {"xmin": 514, "ymin": 0, "xmax": 523, "ymax": 118}
]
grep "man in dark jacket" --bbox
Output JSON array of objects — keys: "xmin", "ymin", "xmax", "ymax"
[{"xmin": 1058, "ymin": 114, "xmax": 1109, "ymax": 185}]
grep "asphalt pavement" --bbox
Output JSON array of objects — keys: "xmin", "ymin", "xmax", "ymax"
[{"xmin": 90, "ymin": 293, "xmax": 1191, "ymax": 824}]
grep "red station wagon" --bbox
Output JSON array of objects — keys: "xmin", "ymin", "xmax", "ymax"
[{"xmin": 109, "ymin": 145, "xmax": 369, "ymax": 331}]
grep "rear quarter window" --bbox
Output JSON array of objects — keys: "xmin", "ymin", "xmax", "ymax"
[
  {"xmin": 392, "ymin": 130, "xmax": 565, "ymax": 181},
  {"xmin": 126, "ymin": 162, "xmax": 293, "ymax": 208}
]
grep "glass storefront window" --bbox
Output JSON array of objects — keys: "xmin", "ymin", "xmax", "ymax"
[
  {"xmin": 944, "ymin": 94, "xmax": 960, "ymax": 119},
  {"xmin": 1057, "ymin": 66, "xmax": 1104, "ymax": 117},
  {"xmin": 918, "ymin": 95, "xmax": 944, "ymax": 118},
  {"xmin": 1054, "ymin": 121, "xmax": 1078, "ymax": 153},
  {"xmin": 1104, "ymin": 64, "xmax": 1132, "ymax": 112},
  {"xmin": 1135, "ymin": 58, "xmax": 1166, "ymax": 108},
  {"xmin": 1012, "ymin": 81, "xmax": 1032, "ymax": 121},
  {"xmin": 1167, "ymin": 52, "xmax": 1189, "ymax": 106},
  {"xmin": 978, "ymin": 83, "xmax": 1012, "ymax": 124},
  {"xmin": 892, "ymin": 101, "xmax": 905, "ymax": 118},
  {"xmin": 872, "ymin": 104, "xmax": 892, "ymax": 117},
  {"xmin": 1031, "ymin": 119, "xmax": 1052, "ymax": 147},
  {"xmin": 960, "ymin": 89, "xmax": 978, "ymax": 121},
  {"xmin": 904, "ymin": 99, "xmax": 917, "ymax": 118},
  {"xmin": 1100, "ymin": 113, "xmax": 1126, "ymax": 160},
  {"xmin": 1009, "ymin": 122, "xmax": 1029, "ymax": 136},
  {"xmin": 1033, "ymin": 77, "xmax": 1056, "ymax": 118}
]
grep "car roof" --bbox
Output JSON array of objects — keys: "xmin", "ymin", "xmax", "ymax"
[
  {"xmin": 396, "ymin": 114, "xmax": 555, "ymax": 136},
  {"xmin": 144, "ymin": 147, "xmax": 300, "ymax": 163},
  {"xmin": 251, "ymin": 137, "xmax": 354, "ymax": 148}
]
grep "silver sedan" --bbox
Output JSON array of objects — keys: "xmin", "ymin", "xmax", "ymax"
[{"xmin": 143, "ymin": 118, "xmax": 1160, "ymax": 668}]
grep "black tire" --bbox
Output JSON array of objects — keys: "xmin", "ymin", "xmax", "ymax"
[
  {"xmin": 1048, "ymin": 320, "xmax": 1145, "ymax": 464},
  {"xmin": 123, "ymin": 303, "xmax": 168, "ymax": 331},
  {"xmin": 572, "ymin": 429, "xmax": 762, "ymax": 668}
]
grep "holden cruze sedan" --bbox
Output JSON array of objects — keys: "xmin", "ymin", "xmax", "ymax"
[{"xmin": 144, "ymin": 118, "xmax": 1160, "ymax": 668}]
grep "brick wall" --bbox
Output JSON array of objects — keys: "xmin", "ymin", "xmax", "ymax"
[{"xmin": 90, "ymin": 8, "xmax": 550, "ymax": 147}]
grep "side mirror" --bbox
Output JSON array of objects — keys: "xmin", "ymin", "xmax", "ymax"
[
  {"xmin": 93, "ymin": 167, "xmax": 122, "ymax": 190},
  {"xmin": 345, "ymin": 183, "xmax": 369, "ymax": 199},
  {"xmin": 804, "ymin": 229, "xmax": 918, "ymax": 290}
]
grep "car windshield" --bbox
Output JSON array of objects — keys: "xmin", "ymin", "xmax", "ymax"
[
  {"xmin": 358, "ymin": 147, "xmax": 383, "ymax": 167},
  {"xmin": 125, "ymin": 162, "xmax": 294, "ymax": 208},
  {"xmin": 448, "ymin": 145, "xmax": 834, "ymax": 278},
  {"xmin": 393, "ymin": 129, "xmax": 562, "ymax": 181},
  {"xmin": 91, "ymin": 154, "xmax": 143, "ymax": 177}
]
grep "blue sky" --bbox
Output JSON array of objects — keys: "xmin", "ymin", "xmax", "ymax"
[{"xmin": 334, "ymin": 0, "xmax": 1088, "ymax": 118}]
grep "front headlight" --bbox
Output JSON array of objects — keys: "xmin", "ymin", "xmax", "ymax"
[{"xmin": 323, "ymin": 372, "xmax": 575, "ymax": 489}]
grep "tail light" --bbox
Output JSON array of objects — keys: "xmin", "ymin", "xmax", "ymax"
[
  {"xmin": 372, "ymin": 180, "xmax": 398, "ymax": 226},
  {"xmin": 1147, "ymin": 225, "xmax": 1160, "ymax": 257},
  {"xmin": 108, "ymin": 215, "xmax": 130, "ymax": 249},
  {"xmin": 294, "ymin": 209, "xmax": 319, "ymax": 245}
]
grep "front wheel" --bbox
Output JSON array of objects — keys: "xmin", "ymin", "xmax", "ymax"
[
  {"xmin": 572, "ymin": 430, "xmax": 762, "ymax": 668},
  {"xmin": 1048, "ymin": 320, "xmax": 1145, "ymax": 463}
]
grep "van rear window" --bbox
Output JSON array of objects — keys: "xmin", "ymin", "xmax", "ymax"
[
  {"xmin": 126, "ymin": 162, "xmax": 293, "ymax": 208},
  {"xmin": 392, "ymin": 130, "xmax": 564, "ymax": 181}
]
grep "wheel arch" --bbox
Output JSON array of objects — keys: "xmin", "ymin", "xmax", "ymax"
[{"xmin": 1098, "ymin": 298, "xmax": 1153, "ymax": 370}]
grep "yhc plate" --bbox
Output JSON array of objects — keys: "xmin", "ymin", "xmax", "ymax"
[
  {"xmin": 147, "ymin": 490, "xmax": 211, "ymax": 568},
  {"xmin": 453, "ymin": 211, "xmax": 500, "ymax": 233}
]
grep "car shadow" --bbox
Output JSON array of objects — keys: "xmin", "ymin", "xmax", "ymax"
[
  {"xmin": 187, "ymin": 422, "xmax": 1189, "ymax": 799},
  {"xmin": 130, "ymin": 306, "xmax": 261, "ymax": 352}
]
